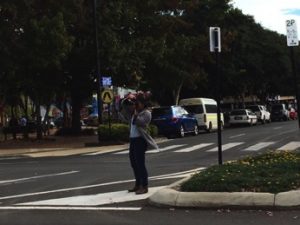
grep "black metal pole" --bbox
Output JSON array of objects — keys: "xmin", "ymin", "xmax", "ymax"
[
  {"xmin": 290, "ymin": 47, "xmax": 300, "ymax": 128},
  {"xmin": 215, "ymin": 49, "xmax": 223, "ymax": 165},
  {"xmin": 93, "ymin": 0, "xmax": 103, "ymax": 141}
]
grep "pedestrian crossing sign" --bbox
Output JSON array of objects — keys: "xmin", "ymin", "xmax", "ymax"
[{"xmin": 101, "ymin": 89, "xmax": 114, "ymax": 104}]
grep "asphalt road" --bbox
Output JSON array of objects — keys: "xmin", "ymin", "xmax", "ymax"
[{"xmin": 1, "ymin": 120, "xmax": 300, "ymax": 225}]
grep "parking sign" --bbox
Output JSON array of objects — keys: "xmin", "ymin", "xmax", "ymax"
[{"xmin": 286, "ymin": 19, "xmax": 299, "ymax": 47}]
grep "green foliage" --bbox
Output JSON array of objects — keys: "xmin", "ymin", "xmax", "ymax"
[
  {"xmin": 98, "ymin": 123, "xmax": 158, "ymax": 141},
  {"xmin": 181, "ymin": 151, "xmax": 300, "ymax": 193},
  {"xmin": 98, "ymin": 123, "xmax": 130, "ymax": 141}
]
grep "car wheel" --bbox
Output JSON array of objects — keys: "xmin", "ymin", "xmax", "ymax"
[
  {"xmin": 249, "ymin": 119, "xmax": 253, "ymax": 126},
  {"xmin": 262, "ymin": 116, "xmax": 266, "ymax": 124},
  {"xmin": 206, "ymin": 122, "xmax": 212, "ymax": 133},
  {"xmin": 193, "ymin": 124, "xmax": 199, "ymax": 136},
  {"xmin": 179, "ymin": 125, "xmax": 185, "ymax": 138}
]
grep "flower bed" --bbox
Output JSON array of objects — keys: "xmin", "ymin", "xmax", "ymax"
[{"xmin": 181, "ymin": 151, "xmax": 300, "ymax": 193}]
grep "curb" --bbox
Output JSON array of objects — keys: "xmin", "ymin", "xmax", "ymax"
[{"xmin": 149, "ymin": 176, "xmax": 300, "ymax": 209}]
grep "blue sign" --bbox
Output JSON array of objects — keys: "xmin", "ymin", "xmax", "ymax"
[{"xmin": 102, "ymin": 77, "xmax": 112, "ymax": 87}]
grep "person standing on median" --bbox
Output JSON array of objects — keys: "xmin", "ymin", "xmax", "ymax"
[{"xmin": 121, "ymin": 92, "xmax": 158, "ymax": 195}]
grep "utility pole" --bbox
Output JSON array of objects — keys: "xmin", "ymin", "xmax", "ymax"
[
  {"xmin": 93, "ymin": 0, "xmax": 103, "ymax": 141},
  {"xmin": 286, "ymin": 19, "xmax": 300, "ymax": 128}
]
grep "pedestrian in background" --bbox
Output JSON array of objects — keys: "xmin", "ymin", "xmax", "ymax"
[{"xmin": 125, "ymin": 92, "xmax": 158, "ymax": 194}]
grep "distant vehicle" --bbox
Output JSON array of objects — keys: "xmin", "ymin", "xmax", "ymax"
[
  {"xmin": 179, "ymin": 98, "xmax": 224, "ymax": 132},
  {"xmin": 247, "ymin": 105, "xmax": 271, "ymax": 124},
  {"xmin": 289, "ymin": 108, "xmax": 298, "ymax": 120},
  {"xmin": 83, "ymin": 113, "xmax": 99, "ymax": 126},
  {"xmin": 270, "ymin": 104, "xmax": 289, "ymax": 121},
  {"xmin": 151, "ymin": 106, "xmax": 198, "ymax": 138},
  {"xmin": 229, "ymin": 109, "xmax": 258, "ymax": 126}
]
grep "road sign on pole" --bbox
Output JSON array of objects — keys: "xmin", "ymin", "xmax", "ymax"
[
  {"xmin": 286, "ymin": 19, "xmax": 300, "ymax": 128},
  {"xmin": 209, "ymin": 27, "xmax": 223, "ymax": 165},
  {"xmin": 286, "ymin": 19, "xmax": 299, "ymax": 47},
  {"xmin": 101, "ymin": 89, "xmax": 114, "ymax": 104},
  {"xmin": 209, "ymin": 27, "xmax": 221, "ymax": 52}
]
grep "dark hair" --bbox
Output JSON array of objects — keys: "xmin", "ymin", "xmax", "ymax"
[{"xmin": 136, "ymin": 91, "xmax": 152, "ymax": 108}]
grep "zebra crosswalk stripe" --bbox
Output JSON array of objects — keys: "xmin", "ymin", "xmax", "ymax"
[
  {"xmin": 277, "ymin": 142, "xmax": 300, "ymax": 151},
  {"xmin": 174, "ymin": 143, "xmax": 214, "ymax": 153},
  {"xmin": 147, "ymin": 144, "xmax": 187, "ymax": 153},
  {"xmin": 243, "ymin": 142, "xmax": 275, "ymax": 151},
  {"xmin": 206, "ymin": 142, "xmax": 244, "ymax": 152}
]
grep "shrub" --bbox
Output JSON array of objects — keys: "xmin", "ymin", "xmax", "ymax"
[
  {"xmin": 148, "ymin": 124, "xmax": 158, "ymax": 137},
  {"xmin": 98, "ymin": 123, "xmax": 159, "ymax": 141},
  {"xmin": 181, "ymin": 151, "xmax": 300, "ymax": 194},
  {"xmin": 98, "ymin": 123, "xmax": 129, "ymax": 141}
]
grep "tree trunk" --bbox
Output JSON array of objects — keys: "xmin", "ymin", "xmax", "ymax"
[
  {"xmin": 172, "ymin": 81, "xmax": 184, "ymax": 105},
  {"xmin": 71, "ymin": 91, "xmax": 82, "ymax": 135},
  {"xmin": 36, "ymin": 101, "xmax": 43, "ymax": 139}
]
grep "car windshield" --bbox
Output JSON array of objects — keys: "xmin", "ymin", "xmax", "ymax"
[
  {"xmin": 182, "ymin": 105, "xmax": 204, "ymax": 114},
  {"xmin": 271, "ymin": 105, "xmax": 283, "ymax": 111},
  {"xmin": 152, "ymin": 107, "xmax": 172, "ymax": 118},
  {"xmin": 231, "ymin": 110, "xmax": 246, "ymax": 115},
  {"xmin": 247, "ymin": 106, "xmax": 259, "ymax": 111}
]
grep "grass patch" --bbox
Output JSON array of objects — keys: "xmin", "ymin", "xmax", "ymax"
[{"xmin": 181, "ymin": 151, "xmax": 300, "ymax": 194}]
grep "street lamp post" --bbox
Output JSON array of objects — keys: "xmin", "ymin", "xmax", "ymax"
[{"xmin": 93, "ymin": 0, "xmax": 103, "ymax": 141}]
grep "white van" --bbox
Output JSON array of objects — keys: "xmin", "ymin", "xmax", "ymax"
[{"xmin": 179, "ymin": 98, "xmax": 224, "ymax": 132}]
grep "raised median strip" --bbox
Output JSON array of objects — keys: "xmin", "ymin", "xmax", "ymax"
[{"xmin": 149, "ymin": 176, "xmax": 300, "ymax": 209}]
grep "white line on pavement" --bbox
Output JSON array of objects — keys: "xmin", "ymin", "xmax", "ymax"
[
  {"xmin": 229, "ymin": 134, "xmax": 246, "ymax": 139},
  {"xmin": 0, "ymin": 206, "xmax": 142, "ymax": 211},
  {"xmin": 147, "ymin": 144, "xmax": 187, "ymax": 153},
  {"xmin": 243, "ymin": 142, "xmax": 275, "ymax": 151},
  {"xmin": 174, "ymin": 143, "xmax": 214, "ymax": 153},
  {"xmin": 84, "ymin": 148, "xmax": 127, "ymax": 156},
  {"xmin": 17, "ymin": 187, "xmax": 165, "ymax": 206},
  {"xmin": 273, "ymin": 127, "xmax": 282, "ymax": 130},
  {"xmin": 206, "ymin": 142, "xmax": 244, "ymax": 152},
  {"xmin": 0, "ymin": 168, "xmax": 204, "ymax": 201},
  {"xmin": 277, "ymin": 142, "xmax": 300, "ymax": 151},
  {"xmin": 0, "ymin": 171, "xmax": 79, "ymax": 185}
]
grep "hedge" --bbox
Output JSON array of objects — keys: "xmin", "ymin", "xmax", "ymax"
[{"xmin": 98, "ymin": 123, "xmax": 158, "ymax": 141}]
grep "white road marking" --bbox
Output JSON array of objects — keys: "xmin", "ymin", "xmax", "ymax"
[
  {"xmin": 114, "ymin": 144, "xmax": 188, "ymax": 154},
  {"xmin": 0, "ymin": 206, "xmax": 142, "ymax": 211},
  {"xmin": 147, "ymin": 144, "xmax": 187, "ymax": 153},
  {"xmin": 17, "ymin": 187, "xmax": 164, "ymax": 206},
  {"xmin": 277, "ymin": 142, "xmax": 300, "ymax": 151},
  {"xmin": 206, "ymin": 142, "xmax": 244, "ymax": 152},
  {"xmin": 273, "ymin": 127, "xmax": 282, "ymax": 130},
  {"xmin": 114, "ymin": 150, "xmax": 129, "ymax": 155},
  {"xmin": 0, "ymin": 171, "xmax": 79, "ymax": 185},
  {"xmin": 84, "ymin": 148, "xmax": 126, "ymax": 156},
  {"xmin": 243, "ymin": 142, "xmax": 275, "ymax": 151},
  {"xmin": 174, "ymin": 143, "xmax": 214, "ymax": 153},
  {"xmin": 0, "ymin": 169, "xmax": 204, "ymax": 201},
  {"xmin": 229, "ymin": 134, "xmax": 246, "ymax": 139}
]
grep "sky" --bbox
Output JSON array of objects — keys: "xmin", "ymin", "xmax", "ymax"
[{"xmin": 232, "ymin": 0, "xmax": 300, "ymax": 34}]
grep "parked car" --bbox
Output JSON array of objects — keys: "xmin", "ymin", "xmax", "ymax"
[
  {"xmin": 247, "ymin": 105, "xmax": 271, "ymax": 124},
  {"xmin": 270, "ymin": 104, "xmax": 289, "ymax": 121},
  {"xmin": 229, "ymin": 109, "xmax": 258, "ymax": 126},
  {"xmin": 179, "ymin": 97, "xmax": 224, "ymax": 132},
  {"xmin": 151, "ymin": 106, "xmax": 198, "ymax": 138}
]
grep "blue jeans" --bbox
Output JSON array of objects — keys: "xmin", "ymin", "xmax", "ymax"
[{"xmin": 129, "ymin": 137, "xmax": 148, "ymax": 187}]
